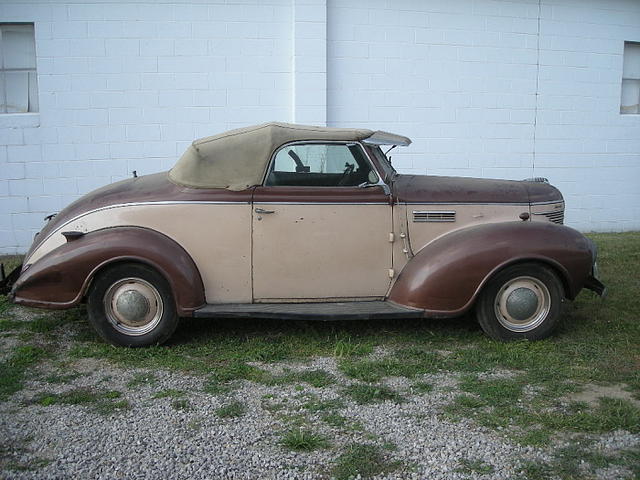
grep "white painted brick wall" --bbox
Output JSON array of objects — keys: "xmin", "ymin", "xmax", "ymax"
[
  {"xmin": 328, "ymin": 0, "xmax": 640, "ymax": 231},
  {"xmin": 0, "ymin": 0, "xmax": 295, "ymax": 253},
  {"xmin": 0, "ymin": 0, "xmax": 639, "ymax": 254}
]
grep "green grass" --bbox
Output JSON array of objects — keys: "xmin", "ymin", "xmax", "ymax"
[
  {"xmin": 280, "ymin": 428, "xmax": 330, "ymax": 451},
  {"xmin": 0, "ymin": 306, "xmax": 82, "ymax": 338},
  {"xmin": 4, "ymin": 459, "xmax": 52, "ymax": 473},
  {"xmin": 0, "ymin": 345, "xmax": 46, "ymax": 400},
  {"xmin": 126, "ymin": 372, "xmax": 157, "ymax": 388},
  {"xmin": 27, "ymin": 310, "xmax": 82, "ymax": 335},
  {"xmin": 321, "ymin": 412, "xmax": 349, "ymax": 427},
  {"xmin": 203, "ymin": 361, "xmax": 268, "ymax": 394},
  {"xmin": 330, "ymin": 443, "xmax": 401, "ymax": 480},
  {"xmin": 456, "ymin": 458, "xmax": 495, "ymax": 475},
  {"xmin": 536, "ymin": 397, "xmax": 640, "ymax": 434},
  {"xmin": 519, "ymin": 440, "xmax": 640, "ymax": 480},
  {"xmin": 302, "ymin": 397, "xmax": 345, "ymax": 412},
  {"xmin": 215, "ymin": 400, "xmax": 246, "ymax": 418},
  {"xmin": 172, "ymin": 398, "xmax": 190, "ymax": 410},
  {"xmin": 445, "ymin": 373, "xmax": 640, "ymax": 439},
  {"xmin": 411, "ymin": 381, "xmax": 434, "ymax": 394},
  {"xmin": 0, "ymin": 318, "xmax": 24, "ymax": 332},
  {"xmin": 34, "ymin": 388, "xmax": 129, "ymax": 414},
  {"xmin": 267, "ymin": 369, "xmax": 336, "ymax": 388},
  {"xmin": 339, "ymin": 347, "xmax": 445, "ymax": 383},
  {"xmin": 342, "ymin": 383, "xmax": 404, "ymax": 405}
]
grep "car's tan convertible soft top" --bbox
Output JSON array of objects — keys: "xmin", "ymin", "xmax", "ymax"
[{"xmin": 169, "ymin": 122, "xmax": 411, "ymax": 190}]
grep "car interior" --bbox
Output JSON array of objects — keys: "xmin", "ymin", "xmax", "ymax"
[{"xmin": 265, "ymin": 143, "xmax": 375, "ymax": 187}]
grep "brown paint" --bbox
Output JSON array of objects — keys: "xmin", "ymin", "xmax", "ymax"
[
  {"xmin": 388, "ymin": 221, "xmax": 594, "ymax": 315},
  {"xmin": 526, "ymin": 181, "xmax": 564, "ymax": 204},
  {"xmin": 12, "ymin": 226, "xmax": 205, "ymax": 316},
  {"xmin": 25, "ymin": 172, "xmax": 254, "ymax": 260},
  {"xmin": 252, "ymin": 185, "xmax": 390, "ymax": 203},
  {"xmin": 391, "ymin": 175, "xmax": 562, "ymax": 205}
]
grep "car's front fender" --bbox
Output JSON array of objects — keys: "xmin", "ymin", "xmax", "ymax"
[
  {"xmin": 10, "ymin": 226, "xmax": 205, "ymax": 316},
  {"xmin": 388, "ymin": 221, "xmax": 595, "ymax": 315}
]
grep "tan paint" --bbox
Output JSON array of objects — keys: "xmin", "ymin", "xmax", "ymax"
[
  {"xmin": 405, "ymin": 204, "xmax": 528, "ymax": 256},
  {"xmin": 387, "ymin": 202, "xmax": 410, "ymax": 294},
  {"xmin": 25, "ymin": 199, "xmax": 565, "ymax": 306},
  {"xmin": 26, "ymin": 204, "xmax": 252, "ymax": 303},
  {"xmin": 252, "ymin": 203, "xmax": 392, "ymax": 299}
]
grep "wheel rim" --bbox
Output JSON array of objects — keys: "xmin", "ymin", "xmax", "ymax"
[
  {"xmin": 494, "ymin": 276, "xmax": 551, "ymax": 332},
  {"xmin": 103, "ymin": 277, "xmax": 163, "ymax": 336}
]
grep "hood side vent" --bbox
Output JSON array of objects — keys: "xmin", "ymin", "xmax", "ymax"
[
  {"xmin": 413, "ymin": 210, "xmax": 456, "ymax": 223},
  {"xmin": 533, "ymin": 210, "xmax": 564, "ymax": 225}
]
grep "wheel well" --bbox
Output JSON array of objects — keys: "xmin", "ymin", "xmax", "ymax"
[
  {"xmin": 483, "ymin": 259, "xmax": 571, "ymax": 300},
  {"xmin": 81, "ymin": 258, "xmax": 170, "ymax": 302}
]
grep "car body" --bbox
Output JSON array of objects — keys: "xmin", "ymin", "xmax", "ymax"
[{"xmin": 2, "ymin": 122, "xmax": 605, "ymax": 346}]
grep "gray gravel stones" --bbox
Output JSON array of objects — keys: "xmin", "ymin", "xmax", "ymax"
[{"xmin": 1, "ymin": 334, "xmax": 638, "ymax": 479}]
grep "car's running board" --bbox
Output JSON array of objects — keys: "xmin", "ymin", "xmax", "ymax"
[{"xmin": 193, "ymin": 301, "xmax": 424, "ymax": 321}]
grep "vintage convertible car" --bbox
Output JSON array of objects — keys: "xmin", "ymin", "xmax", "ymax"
[{"xmin": 1, "ymin": 122, "xmax": 605, "ymax": 346}]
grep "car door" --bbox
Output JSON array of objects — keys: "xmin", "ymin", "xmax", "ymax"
[{"xmin": 252, "ymin": 142, "xmax": 393, "ymax": 301}]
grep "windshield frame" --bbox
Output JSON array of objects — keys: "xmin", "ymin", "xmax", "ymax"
[{"xmin": 365, "ymin": 145, "xmax": 397, "ymax": 183}]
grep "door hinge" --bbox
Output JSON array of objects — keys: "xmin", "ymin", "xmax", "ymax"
[
  {"xmin": 400, "ymin": 232, "xmax": 411, "ymax": 259},
  {"xmin": 388, "ymin": 268, "xmax": 395, "ymax": 278},
  {"xmin": 389, "ymin": 232, "xmax": 395, "ymax": 243}
]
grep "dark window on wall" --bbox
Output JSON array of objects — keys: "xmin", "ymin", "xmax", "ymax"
[
  {"xmin": 0, "ymin": 23, "xmax": 38, "ymax": 113},
  {"xmin": 621, "ymin": 42, "xmax": 640, "ymax": 114}
]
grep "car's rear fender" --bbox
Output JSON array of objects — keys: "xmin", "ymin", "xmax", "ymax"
[
  {"xmin": 388, "ymin": 221, "xmax": 594, "ymax": 315},
  {"xmin": 10, "ymin": 226, "xmax": 205, "ymax": 316}
]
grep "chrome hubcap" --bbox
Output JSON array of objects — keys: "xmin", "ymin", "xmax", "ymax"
[
  {"xmin": 494, "ymin": 276, "xmax": 550, "ymax": 332},
  {"xmin": 505, "ymin": 287, "xmax": 539, "ymax": 320},
  {"xmin": 115, "ymin": 290, "xmax": 150, "ymax": 324},
  {"xmin": 104, "ymin": 278, "xmax": 163, "ymax": 336}
]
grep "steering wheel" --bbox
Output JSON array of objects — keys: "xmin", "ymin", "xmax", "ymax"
[{"xmin": 337, "ymin": 162, "xmax": 355, "ymax": 186}]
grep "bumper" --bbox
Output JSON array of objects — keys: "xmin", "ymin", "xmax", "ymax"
[
  {"xmin": 584, "ymin": 273, "xmax": 606, "ymax": 298},
  {"xmin": 582, "ymin": 238, "xmax": 606, "ymax": 298},
  {"xmin": 0, "ymin": 263, "xmax": 22, "ymax": 296},
  {"xmin": 584, "ymin": 241, "xmax": 607, "ymax": 299}
]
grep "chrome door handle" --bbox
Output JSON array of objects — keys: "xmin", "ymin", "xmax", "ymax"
[{"xmin": 255, "ymin": 208, "xmax": 275, "ymax": 214}]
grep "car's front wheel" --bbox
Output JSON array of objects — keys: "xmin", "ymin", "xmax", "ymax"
[
  {"xmin": 87, "ymin": 263, "xmax": 179, "ymax": 347},
  {"xmin": 476, "ymin": 263, "xmax": 564, "ymax": 341}
]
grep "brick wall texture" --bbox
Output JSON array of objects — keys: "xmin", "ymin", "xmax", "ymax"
[{"xmin": 1, "ymin": 0, "xmax": 639, "ymax": 253}]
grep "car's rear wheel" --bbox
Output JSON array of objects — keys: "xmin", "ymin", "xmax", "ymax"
[
  {"xmin": 87, "ymin": 263, "xmax": 178, "ymax": 347},
  {"xmin": 476, "ymin": 263, "xmax": 563, "ymax": 341}
]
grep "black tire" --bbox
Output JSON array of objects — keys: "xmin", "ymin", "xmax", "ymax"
[
  {"xmin": 476, "ymin": 263, "xmax": 564, "ymax": 341},
  {"xmin": 87, "ymin": 263, "xmax": 179, "ymax": 347}
]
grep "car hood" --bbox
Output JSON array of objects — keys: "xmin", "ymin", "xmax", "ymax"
[{"xmin": 392, "ymin": 174, "xmax": 563, "ymax": 204}]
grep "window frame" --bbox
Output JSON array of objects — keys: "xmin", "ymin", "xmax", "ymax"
[
  {"xmin": 621, "ymin": 41, "xmax": 640, "ymax": 115},
  {"xmin": 0, "ymin": 22, "xmax": 38, "ymax": 115},
  {"xmin": 261, "ymin": 140, "xmax": 390, "ymax": 192}
]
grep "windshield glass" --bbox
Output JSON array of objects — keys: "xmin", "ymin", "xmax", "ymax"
[{"xmin": 369, "ymin": 146, "xmax": 397, "ymax": 181}]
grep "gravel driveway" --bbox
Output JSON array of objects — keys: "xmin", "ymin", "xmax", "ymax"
[{"xmin": 1, "ymin": 306, "xmax": 638, "ymax": 479}]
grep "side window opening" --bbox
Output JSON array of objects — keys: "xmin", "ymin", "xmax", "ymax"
[{"xmin": 265, "ymin": 144, "xmax": 378, "ymax": 187}]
